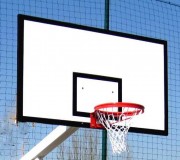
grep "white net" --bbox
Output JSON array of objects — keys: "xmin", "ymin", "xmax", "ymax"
[{"xmin": 95, "ymin": 106, "xmax": 142, "ymax": 154}]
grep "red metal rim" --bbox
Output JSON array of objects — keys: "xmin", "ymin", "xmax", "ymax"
[{"xmin": 94, "ymin": 102, "xmax": 144, "ymax": 115}]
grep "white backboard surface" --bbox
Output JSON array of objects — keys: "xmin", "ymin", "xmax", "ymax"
[{"xmin": 17, "ymin": 15, "xmax": 168, "ymax": 135}]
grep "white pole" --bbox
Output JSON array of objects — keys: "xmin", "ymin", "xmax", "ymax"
[{"xmin": 20, "ymin": 126, "xmax": 78, "ymax": 160}]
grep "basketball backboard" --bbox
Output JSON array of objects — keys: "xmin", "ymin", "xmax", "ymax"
[{"xmin": 17, "ymin": 14, "xmax": 168, "ymax": 135}]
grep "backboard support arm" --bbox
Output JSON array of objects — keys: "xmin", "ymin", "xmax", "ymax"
[{"xmin": 20, "ymin": 126, "xmax": 79, "ymax": 160}]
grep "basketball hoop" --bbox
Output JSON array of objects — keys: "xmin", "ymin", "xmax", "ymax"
[{"xmin": 90, "ymin": 102, "xmax": 144, "ymax": 154}]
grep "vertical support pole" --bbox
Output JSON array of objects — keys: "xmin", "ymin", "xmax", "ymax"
[
  {"xmin": 104, "ymin": 0, "xmax": 110, "ymax": 30},
  {"xmin": 102, "ymin": 130, "xmax": 107, "ymax": 160},
  {"xmin": 102, "ymin": 0, "xmax": 109, "ymax": 160}
]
